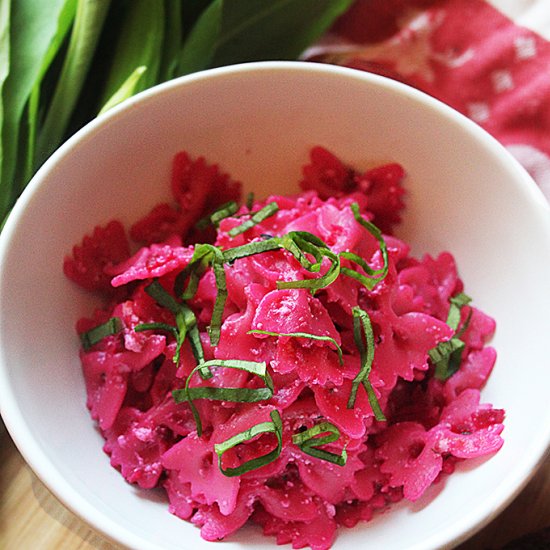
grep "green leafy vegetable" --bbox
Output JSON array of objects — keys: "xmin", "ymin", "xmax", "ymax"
[
  {"xmin": 247, "ymin": 328, "xmax": 343, "ymax": 365},
  {"xmin": 222, "ymin": 237, "xmax": 282, "ymax": 264},
  {"xmin": 228, "ymin": 201, "xmax": 279, "ymax": 237},
  {"xmin": 98, "ymin": 65, "xmax": 146, "ymax": 115},
  {"xmin": 173, "ymin": 358, "xmax": 274, "ymax": 435},
  {"xmin": 25, "ymin": 0, "xmax": 78, "ymax": 185},
  {"xmin": 145, "ymin": 279, "xmax": 181, "ymax": 314},
  {"xmin": 347, "ymin": 306, "xmax": 386, "ymax": 421},
  {"xmin": 214, "ymin": 410, "xmax": 283, "ymax": 477},
  {"xmin": 134, "ymin": 321, "xmax": 178, "ymax": 338},
  {"xmin": 159, "ymin": 1, "xmax": 183, "ymax": 82},
  {"xmin": 36, "ymin": 0, "xmax": 111, "ymax": 166},
  {"xmin": 245, "ymin": 191, "xmax": 254, "ymax": 210},
  {"xmin": 144, "ymin": 279, "xmax": 209, "ymax": 377},
  {"xmin": 209, "ymin": 200, "xmax": 239, "ymax": 226},
  {"xmin": 178, "ymin": 0, "xmax": 223, "ymax": 75},
  {"xmin": 174, "ymin": 243, "xmax": 227, "ymax": 346},
  {"xmin": 430, "ymin": 292, "xmax": 472, "ymax": 380},
  {"xmin": 340, "ymin": 203, "xmax": 389, "ymax": 290},
  {"xmin": 188, "ymin": 0, "xmax": 354, "ymax": 73},
  {"xmin": 1, "ymin": 0, "xmax": 74, "ymax": 213},
  {"xmin": 80, "ymin": 316, "xmax": 122, "ymax": 350},
  {"xmin": 292, "ymin": 421, "xmax": 347, "ymax": 466},
  {"xmin": 0, "ymin": 1, "xmax": 10, "ymax": 202},
  {"xmin": 277, "ymin": 231, "xmax": 341, "ymax": 291},
  {"xmin": 98, "ymin": 0, "xmax": 164, "ymax": 111},
  {"xmin": 0, "ymin": 0, "xmax": 352, "ymax": 224}
]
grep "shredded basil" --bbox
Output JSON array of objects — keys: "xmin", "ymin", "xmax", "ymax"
[
  {"xmin": 276, "ymin": 231, "xmax": 341, "ymax": 291},
  {"xmin": 447, "ymin": 292, "xmax": 472, "ymax": 330},
  {"xmin": 228, "ymin": 201, "xmax": 279, "ymax": 237},
  {"xmin": 135, "ymin": 322, "xmax": 178, "ymax": 337},
  {"xmin": 173, "ymin": 244, "xmax": 227, "ymax": 346},
  {"xmin": 245, "ymin": 191, "xmax": 255, "ymax": 210},
  {"xmin": 173, "ymin": 359, "xmax": 274, "ymax": 436},
  {"xmin": 279, "ymin": 231, "xmax": 326, "ymax": 272},
  {"xmin": 430, "ymin": 292, "xmax": 473, "ymax": 380},
  {"xmin": 144, "ymin": 280, "xmax": 210, "ymax": 377},
  {"xmin": 80, "ymin": 317, "xmax": 122, "ymax": 351},
  {"xmin": 145, "ymin": 280, "xmax": 180, "ymax": 315},
  {"xmin": 340, "ymin": 203, "xmax": 388, "ymax": 290},
  {"xmin": 208, "ymin": 255, "xmax": 228, "ymax": 346},
  {"xmin": 210, "ymin": 200, "xmax": 239, "ymax": 226},
  {"xmin": 347, "ymin": 307, "xmax": 386, "ymax": 421},
  {"xmin": 248, "ymin": 329, "xmax": 343, "ymax": 365},
  {"xmin": 174, "ymin": 245, "xmax": 214, "ymax": 300},
  {"xmin": 292, "ymin": 421, "xmax": 347, "ymax": 466},
  {"xmin": 214, "ymin": 410, "xmax": 283, "ymax": 477},
  {"xmin": 222, "ymin": 238, "xmax": 282, "ymax": 263}
]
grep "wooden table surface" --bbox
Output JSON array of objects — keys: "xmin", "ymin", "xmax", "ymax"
[{"xmin": 1, "ymin": 423, "xmax": 549, "ymax": 550}]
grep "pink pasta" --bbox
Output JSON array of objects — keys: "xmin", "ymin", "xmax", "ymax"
[{"xmin": 66, "ymin": 147, "xmax": 504, "ymax": 550}]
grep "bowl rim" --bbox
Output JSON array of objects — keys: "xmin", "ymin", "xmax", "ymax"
[{"xmin": 1, "ymin": 59, "xmax": 550, "ymax": 550}]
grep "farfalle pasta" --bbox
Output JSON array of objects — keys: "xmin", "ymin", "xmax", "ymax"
[{"xmin": 64, "ymin": 147, "xmax": 504, "ymax": 550}]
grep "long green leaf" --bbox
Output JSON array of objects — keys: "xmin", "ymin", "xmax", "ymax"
[
  {"xmin": 98, "ymin": 0, "xmax": 164, "ymax": 109},
  {"xmin": 98, "ymin": 65, "xmax": 146, "ymax": 115},
  {"xmin": 160, "ymin": 0, "xmax": 183, "ymax": 81},
  {"xmin": 1, "ymin": 0, "xmax": 70, "ymax": 219},
  {"xmin": 178, "ymin": 0, "xmax": 354, "ymax": 75},
  {"xmin": 178, "ymin": 0, "xmax": 223, "ymax": 75},
  {"xmin": 0, "ymin": 0, "xmax": 10, "ymax": 207},
  {"xmin": 25, "ymin": 0, "xmax": 78, "ymax": 186},
  {"xmin": 36, "ymin": 0, "xmax": 111, "ymax": 166}
]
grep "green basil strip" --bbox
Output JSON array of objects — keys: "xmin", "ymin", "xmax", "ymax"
[
  {"xmin": 214, "ymin": 410, "xmax": 283, "ymax": 477},
  {"xmin": 431, "ymin": 292, "xmax": 473, "ymax": 381},
  {"xmin": 228, "ymin": 201, "xmax": 279, "ymax": 237},
  {"xmin": 135, "ymin": 321, "xmax": 186, "ymax": 366},
  {"xmin": 222, "ymin": 238, "xmax": 282, "ymax": 263},
  {"xmin": 277, "ymin": 248, "xmax": 340, "ymax": 291},
  {"xmin": 245, "ymin": 192, "xmax": 255, "ymax": 210},
  {"xmin": 455, "ymin": 308, "xmax": 473, "ymax": 339},
  {"xmin": 279, "ymin": 231, "xmax": 325, "ymax": 272},
  {"xmin": 174, "ymin": 244, "xmax": 227, "ymax": 347},
  {"xmin": 340, "ymin": 251, "xmax": 385, "ymax": 290},
  {"xmin": 80, "ymin": 317, "xmax": 122, "ymax": 350},
  {"xmin": 247, "ymin": 329, "xmax": 343, "ymax": 365},
  {"xmin": 173, "ymin": 359, "xmax": 274, "ymax": 436},
  {"xmin": 292, "ymin": 421, "xmax": 347, "ymax": 466},
  {"xmin": 145, "ymin": 280, "xmax": 181, "ymax": 315},
  {"xmin": 342, "ymin": 202, "xmax": 388, "ymax": 289},
  {"xmin": 195, "ymin": 200, "xmax": 240, "ymax": 230},
  {"xmin": 210, "ymin": 200, "xmax": 239, "ymax": 226},
  {"xmin": 208, "ymin": 255, "xmax": 228, "ymax": 346},
  {"xmin": 362, "ymin": 379, "xmax": 386, "ymax": 422},
  {"xmin": 179, "ymin": 303, "xmax": 211, "ymax": 379},
  {"xmin": 347, "ymin": 307, "xmax": 385, "ymax": 421},
  {"xmin": 145, "ymin": 280, "xmax": 210, "ymax": 377},
  {"xmin": 274, "ymin": 231, "xmax": 341, "ymax": 291},
  {"xmin": 430, "ymin": 337, "xmax": 465, "ymax": 381},
  {"xmin": 134, "ymin": 322, "xmax": 177, "ymax": 338},
  {"xmin": 174, "ymin": 245, "xmax": 214, "ymax": 299},
  {"xmin": 279, "ymin": 233, "xmax": 317, "ymax": 271},
  {"xmin": 447, "ymin": 292, "xmax": 472, "ymax": 330},
  {"xmin": 184, "ymin": 244, "xmax": 227, "ymax": 347}
]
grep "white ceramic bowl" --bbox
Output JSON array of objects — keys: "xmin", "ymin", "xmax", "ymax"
[{"xmin": 1, "ymin": 61, "xmax": 550, "ymax": 550}]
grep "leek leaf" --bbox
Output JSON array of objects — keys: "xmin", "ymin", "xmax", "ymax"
[
  {"xmin": 36, "ymin": 0, "xmax": 111, "ymax": 165},
  {"xmin": 98, "ymin": 0, "xmax": 164, "ymax": 109},
  {"xmin": 1, "ymin": 0, "xmax": 72, "ymax": 218},
  {"xmin": 178, "ymin": 0, "xmax": 354, "ymax": 75}
]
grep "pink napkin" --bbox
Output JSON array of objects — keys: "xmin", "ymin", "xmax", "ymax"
[{"xmin": 306, "ymin": 0, "xmax": 550, "ymax": 202}]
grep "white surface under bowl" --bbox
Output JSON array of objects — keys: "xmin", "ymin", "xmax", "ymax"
[{"xmin": 1, "ymin": 61, "xmax": 550, "ymax": 550}]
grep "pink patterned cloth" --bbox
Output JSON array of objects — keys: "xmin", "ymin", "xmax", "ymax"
[{"xmin": 307, "ymin": 0, "xmax": 550, "ymax": 201}]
